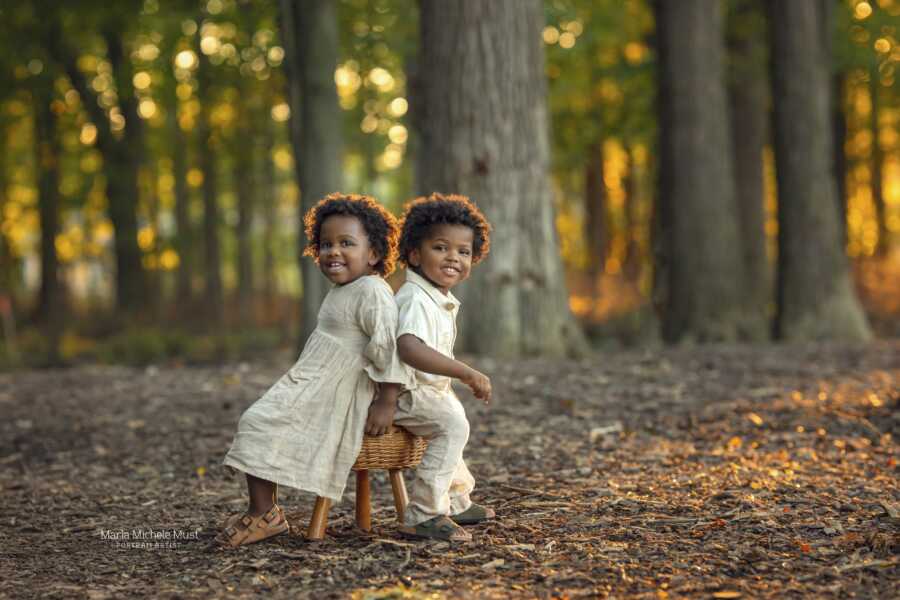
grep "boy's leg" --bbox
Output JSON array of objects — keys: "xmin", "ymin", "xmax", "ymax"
[
  {"xmin": 448, "ymin": 460, "xmax": 475, "ymax": 516},
  {"xmin": 393, "ymin": 391, "xmax": 473, "ymax": 526}
]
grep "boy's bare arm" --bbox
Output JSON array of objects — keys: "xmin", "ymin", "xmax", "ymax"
[{"xmin": 397, "ymin": 334, "xmax": 491, "ymax": 402}]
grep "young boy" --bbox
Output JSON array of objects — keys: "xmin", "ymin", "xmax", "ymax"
[{"xmin": 388, "ymin": 192, "xmax": 495, "ymax": 542}]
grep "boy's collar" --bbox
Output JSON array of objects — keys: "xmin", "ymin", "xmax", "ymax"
[{"xmin": 406, "ymin": 269, "xmax": 460, "ymax": 311}]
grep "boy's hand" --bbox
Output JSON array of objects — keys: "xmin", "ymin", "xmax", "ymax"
[
  {"xmin": 461, "ymin": 367, "xmax": 492, "ymax": 404},
  {"xmin": 365, "ymin": 400, "xmax": 396, "ymax": 436}
]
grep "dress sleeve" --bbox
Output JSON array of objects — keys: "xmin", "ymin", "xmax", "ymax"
[{"xmin": 358, "ymin": 281, "xmax": 412, "ymax": 386}]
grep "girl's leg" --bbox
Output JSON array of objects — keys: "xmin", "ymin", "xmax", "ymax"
[{"xmin": 246, "ymin": 474, "xmax": 277, "ymax": 516}]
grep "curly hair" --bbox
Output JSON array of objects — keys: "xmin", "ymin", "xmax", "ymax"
[
  {"xmin": 398, "ymin": 193, "xmax": 491, "ymax": 267},
  {"xmin": 303, "ymin": 193, "xmax": 400, "ymax": 276}
]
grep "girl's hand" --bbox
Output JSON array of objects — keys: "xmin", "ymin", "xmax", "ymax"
[
  {"xmin": 365, "ymin": 400, "xmax": 396, "ymax": 436},
  {"xmin": 461, "ymin": 367, "xmax": 492, "ymax": 404}
]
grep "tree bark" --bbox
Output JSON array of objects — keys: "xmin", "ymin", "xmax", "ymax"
[
  {"xmin": 280, "ymin": 0, "xmax": 342, "ymax": 348},
  {"xmin": 416, "ymin": 0, "xmax": 587, "ymax": 357},
  {"xmin": 584, "ymin": 142, "xmax": 607, "ymax": 279},
  {"xmin": 33, "ymin": 85, "xmax": 63, "ymax": 328},
  {"xmin": 767, "ymin": 0, "xmax": 871, "ymax": 340},
  {"xmin": 654, "ymin": 0, "xmax": 745, "ymax": 343},
  {"xmin": 727, "ymin": 0, "xmax": 770, "ymax": 340},
  {"xmin": 196, "ymin": 49, "xmax": 224, "ymax": 326}
]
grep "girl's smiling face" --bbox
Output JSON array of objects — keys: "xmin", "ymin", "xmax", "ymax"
[
  {"xmin": 409, "ymin": 224, "xmax": 474, "ymax": 294},
  {"xmin": 318, "ymin": 215, "xmax": 379, "ymax": 285}
]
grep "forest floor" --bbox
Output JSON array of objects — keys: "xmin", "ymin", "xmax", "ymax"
[{"xmin": 1, "ymin": 341, "xmax": 898, "ymax": 599}]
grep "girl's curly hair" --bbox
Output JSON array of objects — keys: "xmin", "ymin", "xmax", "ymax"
[
  {"xmin": 303, "ymin": 193, "xmax": 400, "ymax": 276},
  {"xmin": 398, "ymin": 193, "xmax": 491, "ymax": 267}
]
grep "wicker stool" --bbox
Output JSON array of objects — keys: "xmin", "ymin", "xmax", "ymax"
[{"xmin": 306, "ymin": 425, "xmax": 427, "ymax": 539}]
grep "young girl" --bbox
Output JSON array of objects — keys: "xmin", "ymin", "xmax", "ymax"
[
  {"xmin": 390, "ymin": 192, "xmax": 495, "ymax": 542},
  {"xmin": 217, "ymin": 193, "xmax": 410, "ymax": 548}
]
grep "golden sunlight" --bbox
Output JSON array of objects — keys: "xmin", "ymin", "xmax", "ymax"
[
  {"xmin": 175, "ymin": 50, "xmax": 198, "ymax": 70},
  {"xmin": 388, "ymin": 97, "xmax": 408, "ymax": 117},
  {"xmin": 79, "ymin": 123, "xmax": 98, "ymax": 146},
  {"xmin": 271, "ymin": 103, "xmax": 290, "ymax": 122}
]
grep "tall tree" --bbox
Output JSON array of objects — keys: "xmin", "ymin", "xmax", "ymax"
[
  {"xmin": 767, "ymin": 0, "xmax": 871, "ymax": 340},
  {"xmin": 196, "ymin": 46, "xmax": 224, "ymax": 326},
  {"xmin": 234, "ymin": 94, "xmax": 255, "ymax": 326},
  {"xmin": 583, "ymin": 141, "xmax": 607, "ymax": 279},
  {"xmin": 870, "ymin": 72, "xmax": 887, "ymax": 256},
  {"xmin": 820, "ymin": 0, "xmax": 848, "ymax": 246},
  {"xmin": 280, "ymin": 0, "xmax": 342, "ymax": 347},
  {"xmin": 654, "ymin": 0, "xmax": 745, "ymax": 342},
  {"xmin": 32, "ymin": 77, "xmax": 64, "ymax": 327},
  {"xmin": 417, "ymin": 0, "xmax": 586, "ymax": 357},
  {"xmin": 43, "ymin": 7, "xmax": 148, "ymax": 313},
  {"xmin": 727, "ymin": 0, "xmax": 770, "ymax": 340}
]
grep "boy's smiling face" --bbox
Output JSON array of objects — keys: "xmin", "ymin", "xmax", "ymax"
[
  {"xmin": 318, "ymin": 215, "xmax": 379, "ymax": 285},
  {"xmin": 409, "ymin": 224, "xmax": 474, "ymax": 294}
]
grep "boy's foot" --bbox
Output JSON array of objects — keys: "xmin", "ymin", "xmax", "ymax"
[
  {"xmin": 451, "ymin": 503, "xmax": 495, "ymax": 525},
  {"xmin": 216, "ymin": 505, "xmax": 289, "ymax": 548},
  {"xmin": 399, "ymin": 516, "xmax": 472, "ymax": 542}
]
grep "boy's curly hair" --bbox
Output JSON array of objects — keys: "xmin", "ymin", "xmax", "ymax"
[
  {"xmin": 303, "ymin": 193, "xmax": 400, "ymax": 276},
  {"xmin": 398, "ymin": 193, "xmax": 491, "ymax": 267}
]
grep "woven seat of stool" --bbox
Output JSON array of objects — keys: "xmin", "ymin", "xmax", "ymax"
[{"xmin": 352, "ymin": 425, "xmax": 427, "ymax": 471}]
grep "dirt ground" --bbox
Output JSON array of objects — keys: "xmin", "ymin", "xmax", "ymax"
[{"xmin": 1, "ymin": 341, "xmax": 898, "ymax": 599}]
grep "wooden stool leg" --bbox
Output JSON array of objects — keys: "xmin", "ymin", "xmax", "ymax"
[
  {"xmin": 389, "ymin": 469, "xmax": 409, "ymax": 523},
  {"xmin": 307, "ymin": 497, "xmax": 331, "ymax": 539},
  {"xmin": 356, "ymin": 470, "xmax": 372, "ymax": 531}
]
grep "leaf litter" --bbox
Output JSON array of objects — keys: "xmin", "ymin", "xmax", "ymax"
[{"xmin": 0, "ymin": 342, "xmax": 897, "ymax": 598}]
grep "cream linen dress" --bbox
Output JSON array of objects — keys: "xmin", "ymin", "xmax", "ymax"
[{"xmin": 223, "ymin": 275, "xmax": 409, "ymax": 501}]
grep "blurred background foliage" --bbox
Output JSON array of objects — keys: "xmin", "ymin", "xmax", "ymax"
[{"xmin": 0, "ymin": 0, "xmax": 898, "ymax": 368}]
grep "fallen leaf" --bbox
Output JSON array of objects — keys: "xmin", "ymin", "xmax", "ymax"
[{"xmin": 481, "ymin": 558, "xmax": 504, "ymax": 570}]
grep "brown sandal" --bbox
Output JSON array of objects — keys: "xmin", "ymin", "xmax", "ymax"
[
  {"xmin": 451, "ymin": 503, "xmax": 495, "ymax": 525},
  {"xmin": 216, "ymin": 505, "xmax": 289, "ymax": 548},
  {"xmin": 399, "ymin": 515, "xmax": 472, "ymax": 542}
]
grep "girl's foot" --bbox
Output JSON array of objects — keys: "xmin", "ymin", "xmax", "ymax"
[
  {"xmin": 216, "ymin": 505, "xmax": 289, "ymax": 548},
  {"xmin": 399, "ymin": 515, "xmax": 472, "ymax": 542},
  {"xmin": 451, "ymin": 503, "xmax": 495, "ymax": 525}
]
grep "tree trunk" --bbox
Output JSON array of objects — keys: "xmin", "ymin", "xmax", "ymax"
[
  {"xmin": 832, "ymin": 73, "xmax": 849, "ymax": 247},
  {"xmin": 169, "ymin": 81, "xmax": 193, "ymax": 307},
  {"xmin": 196, "ymin": 50, "xmax": 224, "ymax": 326},
  {"xmin": 727, "ymin": 0, "xmax": 770, "ymax": 341},
  {"xmin": 416, "ymin": 0, "xmax": 587, "ymax": 357},
  {"xmin": 33, "ymin": 86, "xmax": 63, "ymax": 329},
  {"xmin": 103, "ymin": 28, "xmax": 147, "ymax": 314},
  {"xmin": 820, "ymin": 0, "xmax": 849, "ymax": 246},
  {"xmin": 45, "ymin": 22, "xmax": 146, "ymax": 314},
  {"xmin": 870, "ymin": 72, "xmax": 887, "ymax": 256},
  {"xmin": 767, "ymin": 0, "xmax": 871, "ymax": 340},
  {"xmin": 280, "ymin": 0, "xmax": 342, "ymax": 348},
  {"xmin": 261, "ymin": 125, "xmax": 277, "ymax": 309},
  {"xmin": 235, "ymin": 112, "xmax": 254, "ymax": 326},
  {"xmin": 583, "ymin": 142, "xmax": 607, "ymax": 280},
  {"xmin": 622, "ymin": 145, "xmax": 642, "ymax": 282},
  {"xmin": 654, "ymin": 0, "xmax": 745, "ymax": 343}
]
